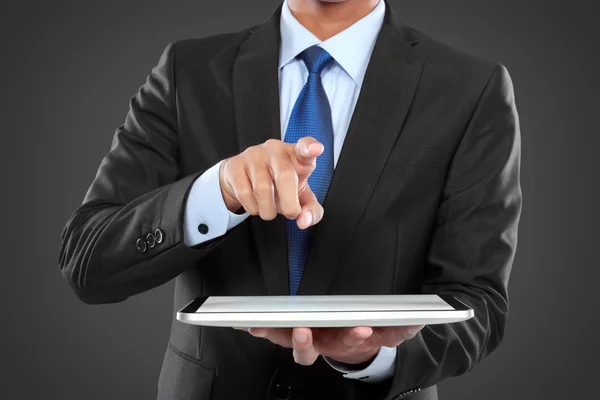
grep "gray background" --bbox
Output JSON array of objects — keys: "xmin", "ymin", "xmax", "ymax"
[{"xmin": 2, "ymin": 0, "xmax": 598, "ymax": 399}]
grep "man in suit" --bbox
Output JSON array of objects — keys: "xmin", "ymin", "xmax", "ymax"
[{"xmin": 59, "ymin": 0, "xmax": 522, "ymax": 399}]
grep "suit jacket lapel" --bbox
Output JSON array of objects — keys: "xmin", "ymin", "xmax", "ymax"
[
  {"xmin": 232, "ymin": 5, "xmax": 290, "ymax": 295},
  {"xmin": 297, "ymin": 2, "xmax": 427, "ymax": 295}
]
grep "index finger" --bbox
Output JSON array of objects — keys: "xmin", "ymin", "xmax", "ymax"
[{"xmin": 292, "ymin": 137, "xmax": 324, "ymax": 166}]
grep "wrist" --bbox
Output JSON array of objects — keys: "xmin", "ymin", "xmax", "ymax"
[
  {"xmin": 328, "ymin": 347, "xmax": 380, "ymax": 367},
  {"xmin": 219, "ymin": 159, "xmax": 243, "ymax": 213}
]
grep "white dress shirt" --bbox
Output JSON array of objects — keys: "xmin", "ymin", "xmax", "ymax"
[{"xmin": 183, "ymin": 0, "xmax": 396, "ymax": 383}]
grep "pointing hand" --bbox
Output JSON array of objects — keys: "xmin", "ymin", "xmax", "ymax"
[{"xmin": 219, "ymin": 137, "xmax": 325, "ymax": 229}]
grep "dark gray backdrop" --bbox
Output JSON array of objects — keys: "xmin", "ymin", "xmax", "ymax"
[{"xmin": 2, "ymin": 0, "xmax": 598, "ymax": 399}]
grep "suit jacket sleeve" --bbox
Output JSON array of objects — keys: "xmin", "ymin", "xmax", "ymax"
[
  {"xmin": 386, "ymin": 64, "xmax": 522, "ymax": 398},
  {"xmin": 59, "ymin": 43, "xmax": 232, "ymax": 304}
]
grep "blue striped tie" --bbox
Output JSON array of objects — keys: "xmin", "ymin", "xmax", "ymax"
[{"xmin": 284, "ymin": 46, "xmax": 335, "ymax": 295}]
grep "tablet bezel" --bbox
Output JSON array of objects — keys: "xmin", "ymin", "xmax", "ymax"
[{"xmin": 178, "ymin": 294, "xmax": 471, "ymax": 314}]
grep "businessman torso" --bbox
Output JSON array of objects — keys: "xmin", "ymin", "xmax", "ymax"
[{"xmin": 60, "ymin": 1, "xmax": 521, "ymax": 399}]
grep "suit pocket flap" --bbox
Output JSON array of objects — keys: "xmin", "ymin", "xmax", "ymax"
[{"xmin": 157, "ymin": 344, "xmax": 215, "ymax": 400}]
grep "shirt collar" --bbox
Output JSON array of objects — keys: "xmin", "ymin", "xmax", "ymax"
[{"xmin": 279, "ymin": 0, "xmax": 385, "ymax": 86}]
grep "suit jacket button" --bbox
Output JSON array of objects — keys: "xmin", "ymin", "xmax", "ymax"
[
  {"xmin": 198, "ymin": 223, "xmax": 209, "ymax": 234},
  {"xmin": 136, "ymin": 238, "xmax": 147, "ymax": 253},
  {"xmin": 274, "ymin": 383, "xmax": 291, "ymax": 400},
  {"xmin": 154, "ymin": 228, "xmax": 164, "ymax": 244},
  {"xmin": 146, "ymin": 232, "xmax": 156, "ymax": 248}
]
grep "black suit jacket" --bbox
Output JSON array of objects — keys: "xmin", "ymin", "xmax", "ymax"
[{"xmin": 59, "ymin": 1, "xmax": 522, "ymax": 399}]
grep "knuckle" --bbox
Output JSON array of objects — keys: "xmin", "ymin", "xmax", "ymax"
[
  {"xmin": 223, "ymin": 158, "xmax": 243, "ymax": 177},
  {"xmin": 275, "ymin": 167, "xmax": 298, "ymax": 182},
  {"xmin": 221, "ymin": 157, "xmax": 233, "ymax": 173},
  {"xmin": 263, "ymin": 138, "xmax": 281, "ymax": 149},
  {"xmin": 260, "ymin": 206, "xmax": 277, "ymax": 221},
  {"xmin": 254, "ymin": 182, "xmax": 273, "ymax": 196},
  {"xmin": 236, "ymin": 187, "xmax": 253, "ymax": 200},
  {"xmin": 242, "ymin": 146, "xmax": 259, "ymax": 158},
  {"xmin": 260, "ymin": 211, "xmax": 277, "ymax": 221},
  {"xmin": 228, "ymin": 154, "xmax": 244, "ymax": 167},
  {"xmin": 280, "ymin": 206, "xmax": 301, "ymax": 219},
  {"xmin": 243, "ymin": 202, "xmax": 259, "ymax": 215},
  {"xmin": 258, "ymin": 202, "xmax": 277, "ymax": 218},
  {"xmin": 236, "ymin": 191, "xmax": 258, "ymax": 214}
]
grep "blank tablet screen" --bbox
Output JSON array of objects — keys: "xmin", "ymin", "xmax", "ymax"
[{"xmin": 194, "ymin": 294, "xmax": 455, "ymax": 313}]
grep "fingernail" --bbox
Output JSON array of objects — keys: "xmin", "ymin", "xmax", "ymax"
[
  {"xmin": 295, "ymin": 331, "xmax": 308, "ymax": 343},
  {"xmin": 305, "ymin": 210, "xmax": 314, "ymax": 226},
  {"xmin": 302, "ymin": 145, "xmax": 310, "ymax": 156}
]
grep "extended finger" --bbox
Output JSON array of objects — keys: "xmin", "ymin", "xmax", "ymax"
[
  {"xmin": 293, "ymin": 137, "xmax": 324, "ymax": 167},
  {"xmin": 292, "ymin": 328, "xmax": 319, "ymax": 366},
  {"xmin": 271, "ymin": 153, "xmax": 302, "ymax": 219},
  {"xmin": 296, "ymin": 186, "xmax": 324, "ymax": 229}
]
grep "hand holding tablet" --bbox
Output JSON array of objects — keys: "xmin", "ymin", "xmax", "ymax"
[
  {"xmin": 177, "ymin": 294, "xmax": 473, "ymax": 366},
  {"xmin": 244, "ymin": 324, "xmax": 424, "ymax": 366}
]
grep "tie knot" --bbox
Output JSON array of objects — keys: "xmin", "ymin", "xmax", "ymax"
[{"xmin": 299, "ymin": 45, "xmax": 334, "ymax": 75}]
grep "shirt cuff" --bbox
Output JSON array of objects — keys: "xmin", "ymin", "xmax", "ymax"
[
  {"xmin": 323, "ymin": 346, "xmax": 397, "ymax": 384},
  {"xmin": 183, "ymin": 160, "xmax": 250, "ymax": 246}
]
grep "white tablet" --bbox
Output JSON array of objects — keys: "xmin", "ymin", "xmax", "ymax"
[{"xmin": 176, "ymin": 294, "xmax": 474, "ymax": 328}]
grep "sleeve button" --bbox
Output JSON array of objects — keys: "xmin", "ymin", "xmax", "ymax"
[
  {"xmin": 198, "ymin": 223, "xmax": 209, "ymax": 235},
  {"xmin": 154, "ymin": 228, "xmax": 164, "ymax": 244},
  {"xmin": 136, "ymin": 238, "xmax": 147, "ymax": 253},
  {"xmin": 146, "ymin": 232, "xmax": 156, "ymax": 248}
]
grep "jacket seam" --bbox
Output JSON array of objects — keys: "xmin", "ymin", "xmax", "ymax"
[
  {"xmin": 444, "ymin": 64, "xmax": 501, "ymax": 197},
  {"xmin": 168, "ymin": 342, "xmax": 216, "ymax": 372}
]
